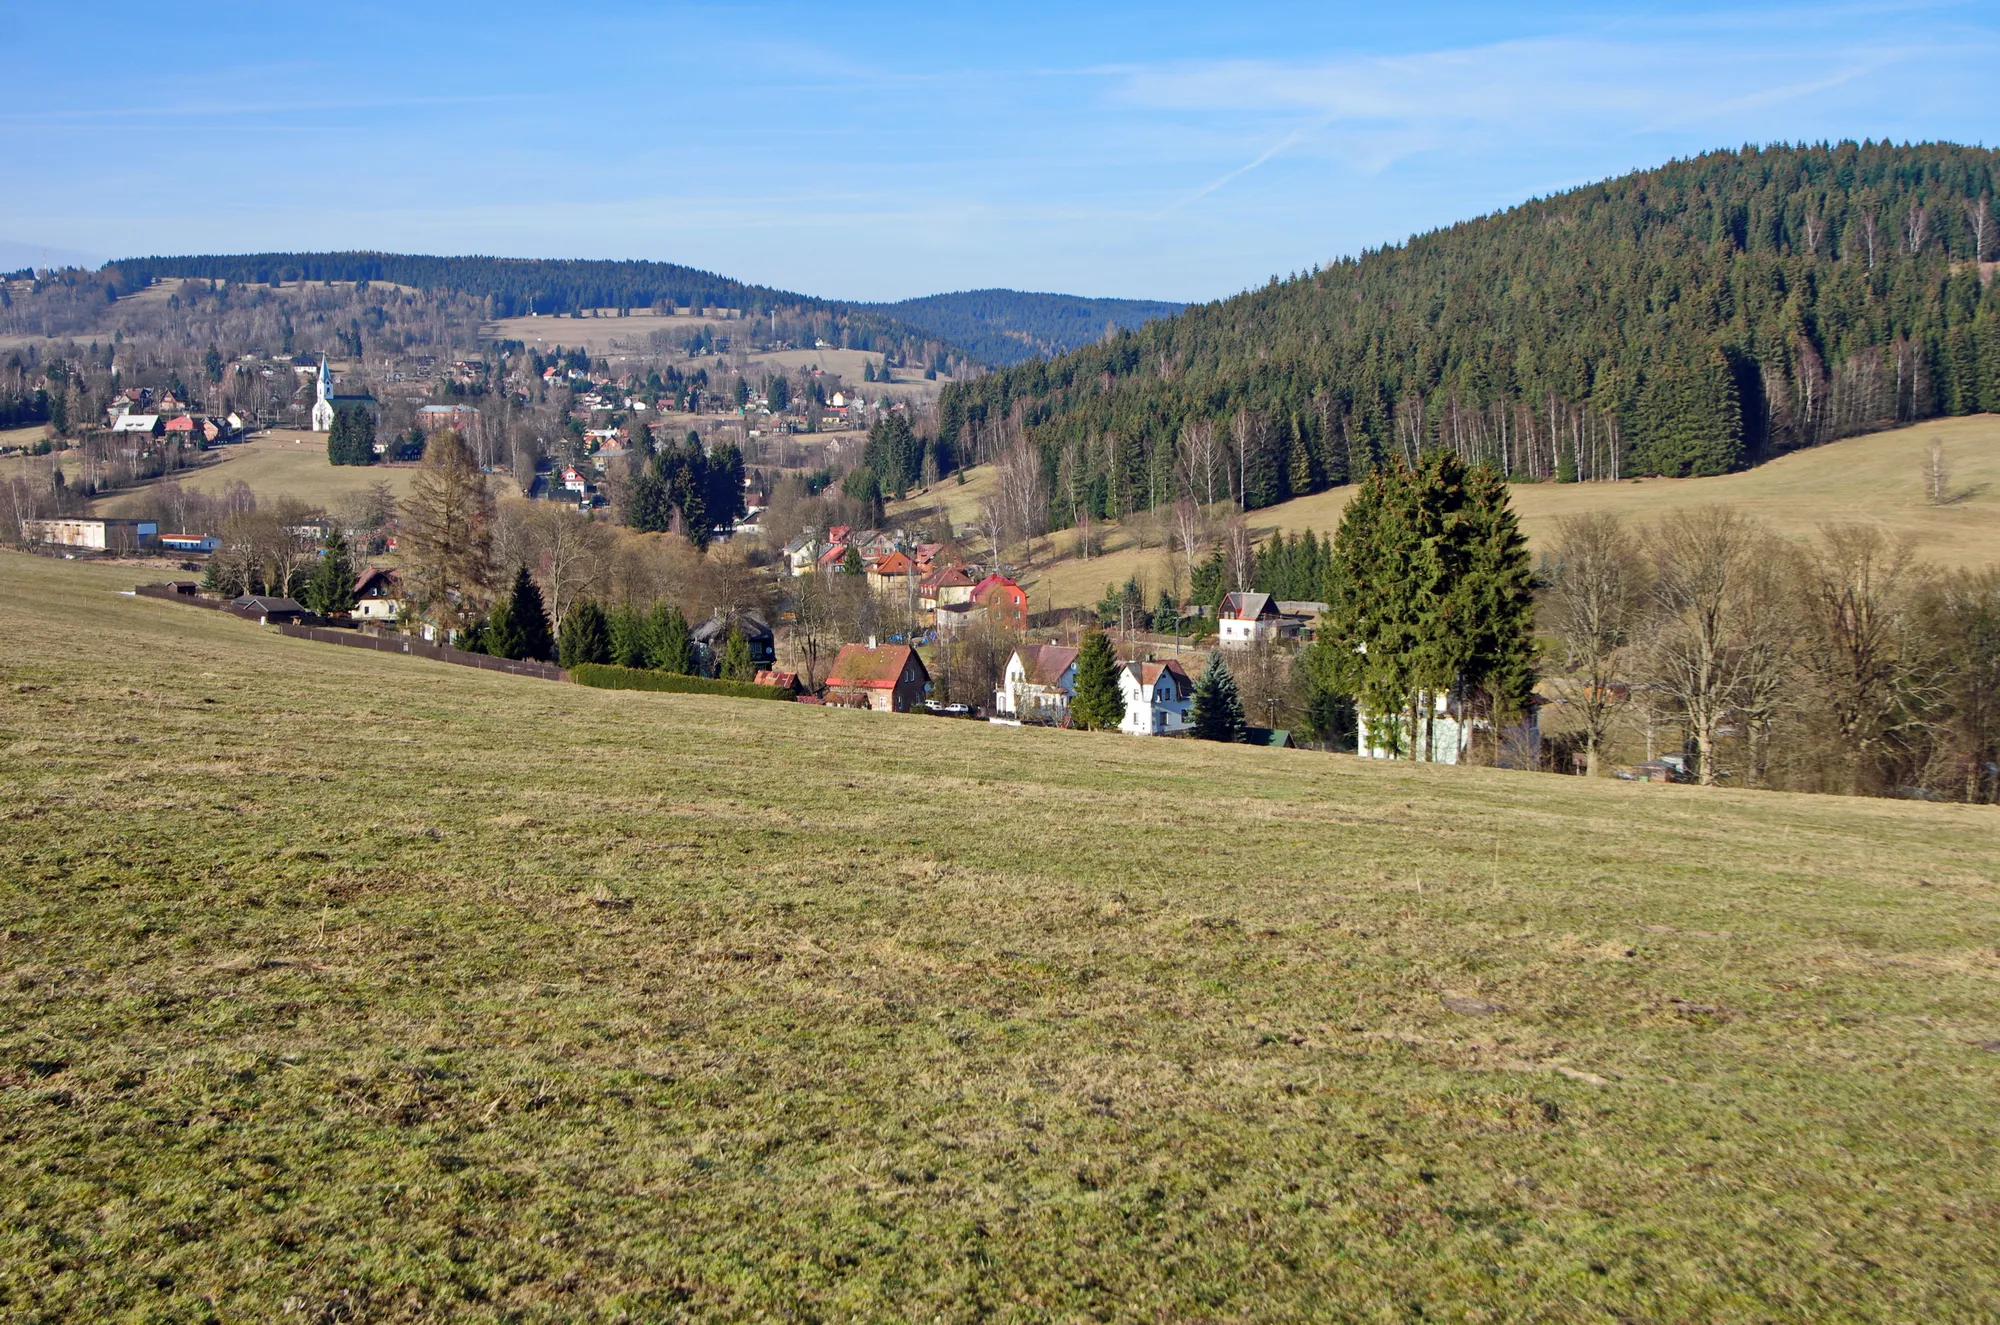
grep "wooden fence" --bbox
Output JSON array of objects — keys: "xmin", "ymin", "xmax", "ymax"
[{"xmin": 274, "ymin": 624, "xmax": 568, "ymax": 681}]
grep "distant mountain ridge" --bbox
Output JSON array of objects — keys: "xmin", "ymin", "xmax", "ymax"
[
  {"xmin": 97, "ymin": 251, "xmax": 957, "ymax": 360},
  {"xmin": 864, "ymin": 290, "xmax": 1184, "ymax": 365},
  {"xmin": 95, "ymin": 253, "xmax": 1178, "ymax": 369}
]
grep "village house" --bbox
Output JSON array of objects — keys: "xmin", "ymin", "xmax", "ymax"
[
  {"xmin": 352, "ymin": 567, "xmax": 404, "ymax": 622},
  {"xmin": 1117, "ymin": 659, "xmax": 1194, "ymax": 736},
  {"xmin": 824, "ymin": 642, "xmax": 930, "ymax": 712},
  {"xmin": 157, "ymin": 532, "xmax": 219, "ymax": 553},
  {"xmin": 993, "ymin": 644, "xmax": 1078, "ymax": 724},
  {"xmin": 972, "ymin": 574, "xmax": 1030, "ymax": 632},
  {"xmin": 919, "ymin": 565, "xmax": 976, "ymax": 608},
  {"xmin": 783, "ymin": 535, "xmax": 821, "ymax": 577},
  {"xmin": 561, "ymin": 466, "xmax": 589, "ymax": 496},
  {"xmin": 110, "ymin": 413, "xmax": 163, "ymax": 438},
  {"xmin": 690, "ymin": 611, "xmax": 776, "ymax": 675},
  {"xmin": 865, "ymin": 550, "xmax": 916, "ymax": 597},
  {"xmin": 816, "ymin": 543, "xmax": 851, "ymax": 573},
  {"xmin": 933, "ymin": 601, "xmax": 986, "ymax": 636},
  {"xmin": 1356, "ymin": 693, "xmax": 1543, "ymax": 769},
  {"xmin": 1218, "ymin": 592, "xmax": 1284, "ymax": 645}
]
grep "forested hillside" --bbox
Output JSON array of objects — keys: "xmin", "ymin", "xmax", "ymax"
[
  {"xmin": 933, "ymin": 142, "xmax": 2000, "ymax": 524},
  {"xmin": 865, "ymin": 290, "xmax": 1183, "ymax": 365},
  {"xmin": 98, "ymin": 252, "xmax": 939, "ymax": 353}
]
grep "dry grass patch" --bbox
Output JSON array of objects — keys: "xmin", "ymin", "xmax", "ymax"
[{"xmin": 1, "ymin": 552, "xmax": 1997, "ymax": 1320}]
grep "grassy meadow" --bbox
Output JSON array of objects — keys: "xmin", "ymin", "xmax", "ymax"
[
  {"xmin": 87, "ymin": 432, "xmax": 422, "ymax": 518},
  {"xmin": 3, "ymin": 553, "xmax": 1999, "ymax": 1320},
  {"xmin": 892, "ymin": 415, "xmax": 2000, "ymax": 609}
]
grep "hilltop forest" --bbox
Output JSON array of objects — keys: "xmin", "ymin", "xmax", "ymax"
[
  {"xmin": 864, "ymin": 290, "xmax": 1184, "ymax": 365},
  {"xmin": 98, "ymin": 253, "xmax": 940, "ymax": 356},
  {"xmin": 931, "ymin": 142, "xmax": 2000, "ymax": 525}
]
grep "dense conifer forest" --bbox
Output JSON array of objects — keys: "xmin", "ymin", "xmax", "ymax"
[
  {"xmin": 864, "ymin": 290, "xmax": 1183, "ymax": 365},
  {"xmin": 935, "ymin": 142, "xmax": 2000, "ymax": 522}
]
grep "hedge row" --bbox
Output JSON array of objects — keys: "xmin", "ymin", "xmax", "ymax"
[{"xmin": 570, "ymin": 664, "xmax": 794, "ymax": 701}]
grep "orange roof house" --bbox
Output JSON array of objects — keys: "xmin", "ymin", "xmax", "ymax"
[
  {"xmin": 972, "ymin": 574, "xmax": 1029, "ymax": 632},
  {"xmin": 823, "ymin": 643, "xmax": 930, "ymax": 713}
]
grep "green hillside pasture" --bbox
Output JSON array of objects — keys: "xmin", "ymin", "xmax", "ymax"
[
  {"xmin": 2, "ymin": 552, "xmax": 1997, "ymax": 1320},
  {"xmin": 90, "ymin": 431, "xmax": 422, "ymax": 517}
]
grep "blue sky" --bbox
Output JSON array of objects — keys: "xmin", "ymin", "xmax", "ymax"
[{"xmin": 1, "ymin": 2, "xmax": 1994, "ymax": 302}]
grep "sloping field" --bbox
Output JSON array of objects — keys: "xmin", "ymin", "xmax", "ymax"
[
  {"xmin": 3, "ymin": 554, "xmax": 1998, "ymax": 1319},
  {"xmin": 89, "ymin": 431, "xmax": 421, "ymax": 516},
  {"xmin": 896, "ymin": 416, "xmax": 2000, "ymax": 609}
]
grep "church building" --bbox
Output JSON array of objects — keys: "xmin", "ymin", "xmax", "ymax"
[{"xmin": 310, "ymin": 355, "xmax": 379, "ymax": 433}]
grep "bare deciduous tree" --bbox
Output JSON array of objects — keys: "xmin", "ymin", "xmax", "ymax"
[
  {"xmin": 1177, "ymin": 419, "xmax": 1220, "ymax": 506},
  {"xmin": 1542, "ymin": 512, "xmax": 1647, "ymax": 775},
  {"xmin": 1643, "ymin": 507, "xmax": 1762, "ymax": 785},
  {"xmin": 1927, "ymin": 435, "xmax": 1950, "ymax": 505},
  {"xmin": 1791, "ymin": 524, "xmax": 1922, "ymax": 795}
]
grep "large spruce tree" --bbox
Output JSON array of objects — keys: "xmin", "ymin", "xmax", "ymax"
[
  {"xmin": 1312, "ymin": 451, "xmax": 1537, "ymax": 760},
  {"xmin": 301, "ymin": 530, "xmax": 357, "ymax": 617},
  {"xmin": 1190, "ymin": 652, "xmax": 1248, "ymax": 743},
  {"xmin": 558, "ymin": 599, "xmax": 612, "ymax": 669},
  {"xmin": 1069, "ymin": 629, "xmax": 1126, "ymax": 731},
  {"xmin": 643, "ymin": 602, "xmax": 694, "ymax": 674},
  {"xmin": 489, "ymin": 566, "xmax": 554, "ymax": 662}
]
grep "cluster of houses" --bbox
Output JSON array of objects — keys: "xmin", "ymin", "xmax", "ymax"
[
  {"xmin": 783, "ymin": 527, "xmax": 1030, "ymax": 634},
  {"xmin": 988, "ymin": 642, "xmax": 1199, "ymax": 737},
  {"xmin": 103, "ymin": 386, "xmax": 249, "ymax": 448}
]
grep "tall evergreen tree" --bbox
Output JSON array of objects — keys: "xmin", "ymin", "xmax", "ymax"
[
  {"xmin": 301, "ymin": 529, "xmax": 357, "ymax": 617},
  {"xmin": 489, "ymin": 566, "xmax": 553, "ymax": 662},
  {"xmin": 558, "ymin": 598, "xmax": 612, "ymax": 669},
  {"xmin": 608, "ymin": 604, "xmax": 648, "ymax": 667},
  {"xmin": 1069, "ymin": 629, "xmax": 1126, "ymax": 730},
  {"xmin": 720, "ymin": 627, "xmax": 753, "ymax": 681},
  {"xmin": 643, "ymin": 601, "xmax": 694, "ymax": 674},
  {"xmin": 1190, "ymin": 651, "xmax": 1248, "ymax": 743}
]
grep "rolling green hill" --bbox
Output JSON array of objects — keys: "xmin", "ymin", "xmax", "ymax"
[
  {"xmin": 936, "ymin": 141, "xmax": 2000, "ymax": 523},
  {"xmin": 4, "ymin": 552, "xmax": 1998, "ymax": 1318}
]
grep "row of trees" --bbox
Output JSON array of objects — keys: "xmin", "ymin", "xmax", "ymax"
[
  {"xmin": 938, "ymin": 142, "xmax": 2000, "ymax": 536},
  {"xmin": 1540, "ymin": 510, "xmax": 2000, "ymax": 799}
]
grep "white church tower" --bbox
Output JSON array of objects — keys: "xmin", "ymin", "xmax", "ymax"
[{"xmin": 310, "ymin": 355, "xmax": 335, "ymax": 432}]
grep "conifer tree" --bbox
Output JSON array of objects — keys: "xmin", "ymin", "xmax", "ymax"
[
  {"xmin": 301, "ymin": 529, "xmax": 358, "ymax": 617},
  {"xmin": 558, "ymin": 598, "xmax": 612, "ymax": 669},
  {"xmin": 1190, "ymin": 651, "xmax": 1247, "ymax": 743},
  {"xmin": 720, "ymin": 627, "xmax": 753, "ymax": 681},
  {"xmin": 490, "ymin": 566, "xmax": 553, "ymax": 661},
  {"xmin": 643, "ymin": 601, "xmax": 694, "ymax": 674},
  {"xmin": 608, "ymin": 604, "xmax": 647, "ymax": 667},
  {"xmin": 1069, "ymin": 629, "xmax": 1126, "ymax": 730}
]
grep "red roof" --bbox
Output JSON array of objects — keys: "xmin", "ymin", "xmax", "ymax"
[
  {"xmin": 816, "ymin": 544, "xmax": 849, "ymax": 568},
  {"xmin": 973, "ymin": 574, "xmax": 1025, "ymax": 604},
  {"xmin": 828, "ymin": 525, "xmax": 851, "ymax": 543},
  {"xmin": 825, "ymin": 643, "xmax": 922, "ymax": 689},
  {"xmin": 870, "ymin": 551, "xmax": 914, "ymax": 576},
  {"xmin": 753, "ymin": 669, "xmax": 799, "ymax": 691},
  {"xmin": 922, "ymin": 566, "xmax": 974, "ymax": 590},
  {"xmin": 1012, "ymin": 644, "xmax": 1078, "ymax": 688}
]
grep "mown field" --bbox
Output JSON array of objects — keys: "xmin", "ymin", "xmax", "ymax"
[
  {"xmin": 88, "ymin": 432, "xmax": 423, "ymax": 518},
  {"xmin": 3, "ymin": 553, "xmax": 1998, "ymax": 1321},
  {"xmin": 892, "ymin": 415, "xmax": 2000, "ymax": 609}
]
